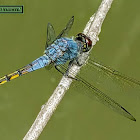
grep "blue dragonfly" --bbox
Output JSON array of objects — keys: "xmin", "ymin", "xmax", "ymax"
[{"xmin": 0, "ymin": 16, "xmax": 139, "ymax": 121}]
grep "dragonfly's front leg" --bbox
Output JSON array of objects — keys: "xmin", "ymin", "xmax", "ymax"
[{"xmin": 55, "ymin": 63, "xmax": 78, "ymax": 80}]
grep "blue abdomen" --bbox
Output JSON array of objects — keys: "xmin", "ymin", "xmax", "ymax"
[{"xmin": 27, "ymin": 55, "xmax": 51, "ymax": 72}]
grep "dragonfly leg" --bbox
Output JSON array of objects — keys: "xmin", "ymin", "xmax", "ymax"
[
  {"xmin": 55, "ymin": 65, "xmax": 64, "ymax": 75},
  {"xmin": 75, "ymin": 59, "xmax": 83, "ymax": 66},
  {"xmin": 55, "ymin": 65, "xmax": 78, "ymax": 80},
  {"xmin": 68, "ymin": 58, "xmax": 82, "ymax": 66}
]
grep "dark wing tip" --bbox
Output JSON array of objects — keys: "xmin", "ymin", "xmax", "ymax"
[
  {"xmin": 132, "ymin": 117, "xmax": 136, "ymax": 122},
  {"xmin": 121, "ymin": 106, "xmax": 136, "ymax": 122}
]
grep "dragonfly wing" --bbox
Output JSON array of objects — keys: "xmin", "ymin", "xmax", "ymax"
[
  {"xmin": 56, "ymin": 16, "xmax": 74, "ymax": 39},
  {"xmin": 88, "ymin": 58, "xmax": 140, "ymax": 86},
  {"xmin": 76, "ymin": 75, "xmax": 136, "ymax": 121},
  {"xmin": 46, "ymin": 23, "xmax": 56, "ymax": 48},
  {"xmin": 58, "ymin": 64, "xmax": 136, "ymax": 121}
]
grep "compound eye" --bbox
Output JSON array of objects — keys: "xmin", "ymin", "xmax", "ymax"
[{"xmin": 86, "ymin": 38, "xmax": 92, "ymax": 47}]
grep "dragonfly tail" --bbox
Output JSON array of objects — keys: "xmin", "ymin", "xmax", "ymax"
[
  {"xmin": 0, "ymin": 67, "xmax": 30, "ymax": 85},
  {"xmin": 0, "ymin": 55, "xmax": 51, "ymax": 85}
]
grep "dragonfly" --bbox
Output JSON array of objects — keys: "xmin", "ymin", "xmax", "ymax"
[{"xmin": 0, "ymin": 16, "xmax": 139, "ymax": 121}]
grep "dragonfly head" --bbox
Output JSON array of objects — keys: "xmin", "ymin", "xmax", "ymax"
[{"xmin": 75, "ymin": 33, "xmax": 92, "ymax": 52}]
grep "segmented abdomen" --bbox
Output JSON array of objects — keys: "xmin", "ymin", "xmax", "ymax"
[{"xmin": 0, "ymin": 55, "xmax": 51, "ymax": 85}]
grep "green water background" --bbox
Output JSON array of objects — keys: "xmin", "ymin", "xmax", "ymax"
[{"xmin": 0, "ymin": 0, "xmax": 140, "ymax": 139}]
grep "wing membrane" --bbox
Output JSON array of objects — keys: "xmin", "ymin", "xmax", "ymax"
[
  {"xmin": 77, "ymin": 75, "xmax": 136, "ymax": 121},
  {"xmin": 58, "ymin": 64, "xmax": 136, "ymax": 121},
  {"xmin": 88, "ymin": 58, "xmax": 140, "ymax": 86},
  {"xmin": 46, "ymin": 16, "xmax": 74, "ymax": 48},
  {"xmin": 46, "ymin": 23, "xmax": 56, "ymax": 48},
  {"xmin": 56, "ymin": 16, "xmax": 74, "ymax": 39}
]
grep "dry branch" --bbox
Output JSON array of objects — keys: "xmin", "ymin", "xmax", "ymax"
[{"xmin": 23, "ymin": 0, "xmax": 114, "ymax": 139}]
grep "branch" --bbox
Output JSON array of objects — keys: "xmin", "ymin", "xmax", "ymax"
[{"xmin": 23, "ymin": 0, "xmax": 114, "ymax": 139}]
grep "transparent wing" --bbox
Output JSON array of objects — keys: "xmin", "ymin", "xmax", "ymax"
[
  {"xmin": 56, "ymin": 16, "xmax": 74, "ymax": 39},
  {"xmin": 88, "ymin": 58, "xmax": 140, "ymax": 86},
  {"xmin": 46, "ymin": 23, "xmax": 56, "ymax": 48},
  {"xmin": 58, "ymin": 64, "xmax": 136, "ymax": 121},
  {"xmin": 76, "ymin": 75, "xmax": 136, "ymax": 121}
]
